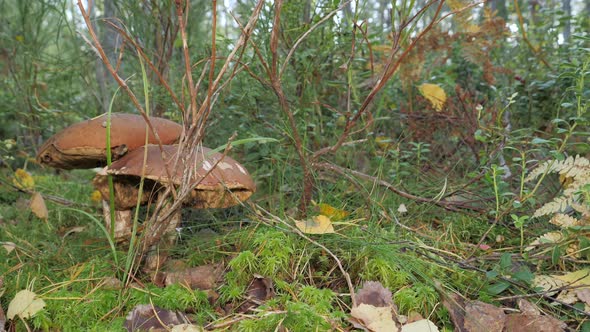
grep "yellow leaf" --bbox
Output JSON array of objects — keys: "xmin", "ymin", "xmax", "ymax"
[
  {"xmin": 90, "ymin": 190, "xmax": 103, "ymax": 203},
  {"xmin": 350, "ymin": 304, "xmax": 399, "ymax": 332},
  {"xmin": 375, "ymin": 136, "xmax": 393, "ymax": 151},
  {"xmin": 318, "ymin": 203, "xmax": 350, "ymax": 221},
  {"xmin": 30, "ymin": 192, "xmax": 48, "ymax": 221},
  {"xmin": 13, "ymin": 168, "xmax": 35, "ymax": 190},
  {"xmin": 554, "ymin": 269, "xmax": 590, "ymax": 287},
  {"xmin": 295, "ymin": 215, "xmax": 335, "ymax": 234},
  {"xmin": 2, "ymin": 241, "xmax": 16, "ymax": 254},
  {"xmin": 7, "ymin": 290, "xmax": 46, "ymax": 320},
  {"xmin": 372, "ymin": 44, "xmax": 392, "ymax": 53},
  {"xmin": 418, "ymin": 83, "xmax": 447, "ymax": 111}
]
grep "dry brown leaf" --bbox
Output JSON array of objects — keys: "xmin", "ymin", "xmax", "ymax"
[
  {"xmin": 440, "ymin": 292, "xmax": 466, "ymax": 332},
  {"xmin": 351, "ymin": 304, "xmax": 399, "ymax": 332},
  {"xmin": 463, "ymin": 301, "xmax": 505, "ymax": 332},
  {"xmin": 237, "ymin": 274, "xmax": 275, "ymax": 313},
  {"xmin": 29, "ymin": 192, "xmax": 48, "ymax": 221},
  {"xmin": 517, "ymin": 299, "xmax": 540, "ymax": 316},
  {"xmin": 164, "ymin": 264, "xmax": 223, "ymax": 290},
  {"xmin": 575, "ymin": 288, "xmax": 590, "ymax": 305},
  {"xmin": 504, "ymin": 314, "xmax": 566, "ymax": 332},
  {"xmin": 355, "ymin": 281, "xmax": 394, "ymax": 308},
  {"xmin": 295, "ymin": 215, "xmax": 335, "ymax": 234},
  {"xmin": 124, "ymin": 304, "xmax": 189, "ymax": 332}
]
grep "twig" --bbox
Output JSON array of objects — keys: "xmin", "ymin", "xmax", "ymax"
[{"xmin": 315, "ymin": 162, "xmax": 486, "ymax": 213}]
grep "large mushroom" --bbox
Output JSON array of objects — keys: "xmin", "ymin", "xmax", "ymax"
[
  {"xmin": 36, "ymin": 113, "xmax": 183, "ymax": 237},
  {"xmin": 92, "ymin": 144, "xmax": 255, "ymax": 266},
  {"xmin": 37, "ymin": 113, "xmax": 183, "ymax": 169}
]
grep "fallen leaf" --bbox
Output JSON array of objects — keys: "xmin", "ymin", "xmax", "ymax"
[
  {"xmin": 124, "ymin": 304, "xmax": 189, "ymax": 332},
  {"xmin": 351, "ymin": 303, "xmax": 399, "ymax": 332},
  {"xmin": 375, "ymin": 136, "xmax": 393, "ymax": 151},
  {"xmin": 164, "ymin": 264, "xmax": 223, "ymax": 290},
  {"xmin": 318, "ymin": 203, "xmax": 350, "ymax": 221},
  {"xmin": 504, "ymin": 314, "xmax": 566, "ymax": 332},
  {"xmin": 29, "ymin": 192, "xmax": 48, "ymax": 221},
  {"xmin": 397, "ymin": 204, "xmax": 408, "ymax": 214},
  {"xmin": 170, "ymin": 325, "xmax": 204, "ymax": 332},
  {"xmin": 295, "ymin": 215, "xmax": 335, "ymax": 234},
  {"xmin": 575, "ymin": 288, "xmax": 590, "ymax": 305},
  {"xmin": 517, "ymin": 299, "xmax": 540, "ymax": 316},
  {"xmin": 463, "ymin": 301, "xmax": 505, "ymax": 332},
  {"xmin": 238, "ymin": 274, "xmax": 275, "ymax": 313},
  {"xmin": 355, "ymin": 281, "xmax": 394, "ymax": 308},
  {"xmin": 553, "ymin": 268, "xmax": 590, "ymax": 287},
  {"xmin": 418, "ymin": 83, "xmax": 446, "ymax": 111},
  {"xmin": 2, "ymin": 242, "xmax": 16, "ymax": 254},
  {"xmin": 90, "ymin": 190, "xmax": 103, "ymax": 204},
  {"xmin": 440, "ymin": 292, "xmax": 466, "ymax": 332},
  {"xmin": 12, "ymin": 168, "xmax": 34, "ymax": 190},
  {"xmin": 401, "ymin": 319, "xmax": 439, "ymax": 332},
  {"xmin": 7, "ymin": 290, "xmax": 46, "ymax": 320}
]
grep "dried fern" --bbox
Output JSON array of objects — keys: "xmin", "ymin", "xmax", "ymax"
[{"xmin": 527, "ymin": 155, "xmax": 590, "ymax": 220}]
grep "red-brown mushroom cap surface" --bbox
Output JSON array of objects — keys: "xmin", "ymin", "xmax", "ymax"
[
  {"xmin": 37, "ymin": 113, "xmax": 183, "ymax": 169},
  {"xmin": 106, "ymin": 144, "xmax": 255, "ymax": 209}
]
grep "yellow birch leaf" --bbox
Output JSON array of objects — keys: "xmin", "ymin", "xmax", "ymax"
[
  {"xmin": 554, "ymin": 269, "xmax": 590, "ymax": 287},
  {"xmin": 295, "ymin": 215, "xmax": 335, "ymax": 234},
  {"xmin": 375, "ymin": 136, "xmax": 393, "ymax": 151},
  {"xmin": 90, "ymin": 190, "xmax": 103, "ymax": 203},
  {"xmin": 318, "ymin": 203, "xmax": 350, "ymax": 221},
  {"xmin": 418, "ymin": 83, "xmax": 446, "ymax": 111},
  {"xmin": 7, "ymin": 290, "xmax": 46, "ymax": 320},
  {"xmin": 12, "ymin": 168, "xmax": 35, "ymax": 190},
  {"xmin": 30, "ymin": 192, "xmax": 48, "ymax": 221},
  {"xmin": 351, "ymin": 304, "xmax": 399, "ymax": 332},
  {"xmin": 372, "ymin": 44, "xmax": 392, "ymax": 53}
]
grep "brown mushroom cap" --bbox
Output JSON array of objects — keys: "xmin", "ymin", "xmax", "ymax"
[
  {"xmin": 104, "ymin": 144, "xmax": 255, "ymax": 209},
  {"xmin": 37, "ymin": 113, "xmax": 183, "ymax": 169}
]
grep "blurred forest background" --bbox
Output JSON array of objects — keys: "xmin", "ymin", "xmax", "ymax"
[{"xmin": 1, "ymin": 0, "xmax": 590, "ymax": 330}]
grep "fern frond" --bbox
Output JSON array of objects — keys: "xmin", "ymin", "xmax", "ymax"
[
  {"xmin": 525, "ymin": 155, "xmax": 590, "ymax": 182},
  {"xmin": 549, "ymin": 213, "xmax": 585, "ymax": 228},
  {"xmin": 525, "ymin": 231, "xmax": 564, "ymax": 251},
  {"xmin": 533, "ymin": 196, "xmax": 574, "ymax": 218}
]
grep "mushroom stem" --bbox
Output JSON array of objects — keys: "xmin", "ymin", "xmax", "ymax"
[
  {"xmin": 144, "ymin": 195, "xmax": 182, "ymax": 270},
  {"xmin": 102, "ymin": 200, "xmax": 133, "ymax": 239}
]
